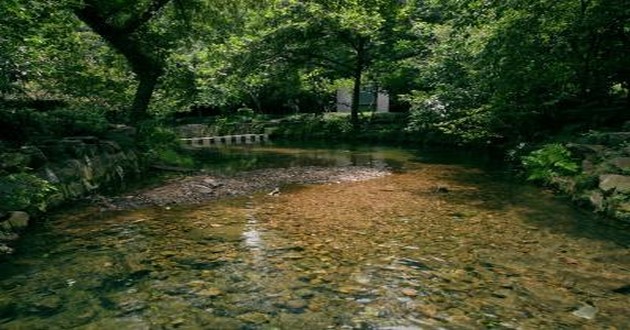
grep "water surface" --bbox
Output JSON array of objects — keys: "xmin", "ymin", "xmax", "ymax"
[{"xmin": 2, "ymin": 144, "xmax": 630, "ymax": 329}]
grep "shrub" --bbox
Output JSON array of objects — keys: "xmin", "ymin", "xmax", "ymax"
[
  {"xmin": 521, "ymin": 143, "xmax": 579, "ymax": 184},
  {"xmin": 0, "ymin": 104, "xmax": 109, "ymax": 145},
  {"xmin": 0, "ymin": 173, "xmax": 57, "ymax": 212},
  {"xmin": 136, "ymin": 120, "xmax": 194, "ymax": 168}
]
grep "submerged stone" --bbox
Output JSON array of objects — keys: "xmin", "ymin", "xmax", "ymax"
[{"xmin": 572, "ymin": 304, "xmax": 598, "ymax": 320}]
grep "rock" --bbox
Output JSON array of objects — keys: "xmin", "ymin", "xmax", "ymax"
[
  {"xmin": 599, "ymin": 174, "xmax": 630, "ymax": 194},
  {"xmin": 581, "ymin": 158, "xmax": 594, "ymax": 171},
  {"xmin": 0, "ymin": 244, "xmax": 14, "ymax": 254},
  {"xmin": 566, "ymin": 143, "xmax": 606, "ymax": 157},
  {"xmin": 7, "ymin": 211, "xmax": 29, "ymax": 231},
  {"xmin": 0, "ymin": 231, "xmax": 19, "ymax": 242},
  {"xmin": 236, "ymin": 312, "xmax": 269, "ymax": 324},
  {"xmin": 285, "ymin": 299, "xmax": 308, "ymax": 310},
  {"xmin": 197, "ymin": 287, "xmax": 223, "ymax": 297},
  {"xmin": 401, "ymin": 288, "xmax": 418, "ymax": 297},
  {"xmin": 608, "ymin": 157, "xmax": 630, "ymax": 171},
  {"xmin": 587, "ymin": 191, "xmax": 605, "ymax": 211},
  {"xmin": 31, "ymin": 295, "xmax": 62, "ymax": 315},
  {"xmin": 572, "ymin": 304, "xmax": 597, "ymax": 320},
  {"xmin": 20, "ymin": 146, "xmax": 47, "ymax": 168}
]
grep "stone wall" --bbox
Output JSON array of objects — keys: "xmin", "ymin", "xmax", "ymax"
[
  {"xmin": 0, "ymin": 129, "xmax": 142, "ymax": 254},
  {"xmin": 560, "ymin": 129, "xmax": 630, "ymax": 221}
]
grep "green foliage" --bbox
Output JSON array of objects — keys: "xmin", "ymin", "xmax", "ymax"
[
  {"xmin": 0, "ymin": 105, "xmax": 109, "ymax": 145},
  {"xmin": 521, "ymin": 144, "xmax": 579, "ymax": 184},
  {"xmin": 0, "ymin": 173, "xmax": 57, "ymax": 212},
  {"xmin": 405, "ymin": 91, "xmax": 498, "ymax": 146},
  {"xmin": 136, "ymin": 120, "xmax": 194, "ymax": 168}
]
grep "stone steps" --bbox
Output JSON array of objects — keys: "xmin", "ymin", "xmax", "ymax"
[{"xmin": 181, "ymin": 134, "xmax": 269, "ymax": 147}]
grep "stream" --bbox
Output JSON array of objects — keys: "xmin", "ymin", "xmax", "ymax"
[{"xmin": 1, "ymin": 144, "xmax": 630, "ymax": 329}]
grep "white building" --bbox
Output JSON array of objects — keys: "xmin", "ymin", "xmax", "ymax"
[{"xmin": 336, "ymin": 87, "xmax": 390, "ymax": 113}]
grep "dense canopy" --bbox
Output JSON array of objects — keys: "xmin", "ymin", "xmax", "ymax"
[{"xmin": 1, "ymin": 0, "xmax": 628, "ymax": 143}]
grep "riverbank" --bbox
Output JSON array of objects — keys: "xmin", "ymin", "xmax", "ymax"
[
  {"xmin": 0, "ymin": 126, "xmax": 141, "ymax": 255},
  {"xmin": 519, "ymin": 126, "xmax": 630, "ymax": 222}
]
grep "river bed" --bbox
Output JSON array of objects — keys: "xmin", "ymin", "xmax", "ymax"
[{"xmin": 1, "ymin": 144, "xmax": 630, "ymax": 329}]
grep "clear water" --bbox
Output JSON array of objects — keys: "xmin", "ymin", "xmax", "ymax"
[{"xmin": 1, "ymin": 144, "xmax": 630, "ymax": 329}]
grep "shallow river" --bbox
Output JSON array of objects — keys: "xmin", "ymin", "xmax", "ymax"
[{"xmin": 2, "ymin": 144, "xmax": 630, "ymax": 329}]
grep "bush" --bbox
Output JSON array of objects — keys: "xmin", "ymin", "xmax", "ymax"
[
  {"xmin": 0, "ymin": 104, "xmax": 109, "ymax": 145},
  {"xmin": 0, "ymin": 173, "xmax": 57, "ymax": 213},
  {"xmin": 136, "ymin": 120, "xmax": 194, "ymax": 168},
  {"xmin": 521, "ymin": 143, "xmax": 579, "ymax": 184},
  {"xmin": 46, "ymin": 106, "xmax": 109, "ymax": 137}
]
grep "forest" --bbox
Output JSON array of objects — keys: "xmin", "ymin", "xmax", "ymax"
[{"xmin": 1, "ymin": 0, "xmax": 627, "ymax": 146}]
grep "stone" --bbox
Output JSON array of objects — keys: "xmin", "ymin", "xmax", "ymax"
[
  {"xmin": 608, "ymin": 157, "xmax": 630, "ymax": 172},
  {"xmin": 618, "ymin": 202, "xmax": 630, "ymax": 213},
  {"xmin": 566, "ymin": 143, "xmax": 606, "ymax": 157},
  {"xmin": 587, "ymin": 191, "xmax": 605, "ymax": 211},
  {"xmin": 285, "ymin": 299, "xmax": 308, "ymax": 310},
  {"xmin": 572, "ymin": 304, "xmax": 597, "ymax": 320},
  {"xmin": 32, "ymin": 295, "xmax": 62, "ymax": 314},
  {"xmin": 236, "ymin": 312, "xmax": 269, "ymax": 324},
  {"xmin": 197, "ymin": 287, "xmax": 223, "ymax": 297},
  {"xmin": 599, "ymin": 174, "xmax": 630, "ymax": 194},
  {"xmin": 7, "ymin": 211, "xmax": 29, "ymax": 231},
  {"xmin": 0, "ymin": 244, "xmax": 14, "ymax": 255},
  {"xmin": 20, "ymin": 146, "xmax": 47, "ymax": 168},
  {"xmin": 401, "ymin": 288, "xmax": 418, "ymax": 297},
  {"xmin": 581, "ymin": 159, "xmax": 596, "ymax": 173},
  {"xmin": 0, "ymin": 231, "xmax": 19, "ymax": 241}
]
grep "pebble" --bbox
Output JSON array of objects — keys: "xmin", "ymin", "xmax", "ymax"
[
  {"xmin": 572, "ymin": 304, "xmax": 597, "ymax": 320},
  {"xmin": 401, "ymin": 288, "xmax": 418, "ymax": 297},
  {"xmin": 197, "ymin": 287, "xmax": 223, "ymax": 297},
  {"xmin": 237, "ymin": 312, "xmax": 270, "ymax": 324}
]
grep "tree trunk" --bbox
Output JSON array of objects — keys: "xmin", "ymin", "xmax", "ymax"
[
  {"xmin": 74, "ymin": 2, "xmax": 171, "ymax": 122},
  {"xmin": 131, "ymin": 71, "xmax": 160, "ymax": 121},
  {"xmin": 351, "ymin": 67, "xmax": 362, "ymax": 129}
]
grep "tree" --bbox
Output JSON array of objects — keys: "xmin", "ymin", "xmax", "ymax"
[
  {"xmin": 73, "ymin": 0, "xmax": 177, "ymax": 120},
  {"xmin": 245, "ymin": 0, "xmax": 421, "ymax": 126}
]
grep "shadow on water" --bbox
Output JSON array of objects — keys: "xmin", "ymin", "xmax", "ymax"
[{"xmin": 433, "ymin": 164, "xmax": 630, "ymax": 248}]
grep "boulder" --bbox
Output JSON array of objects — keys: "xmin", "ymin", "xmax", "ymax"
[
  {"xmin": 608, "ymin": 157, "xmax": 630, "ymax": 172},
  {"xmin": 0, "ymin": 244, "xmax": 13, "ymax": 255},
  {"xmin": 20, "ymin": 146, "xmax": 48, "ymax": 168},
  {"xmin": 7, "ymin": 211, "xmax": 29, "ymax": 231},
  {"xmin": 599, "ymin": 174, "xmax": 630, "ymax": 194},
  {"xmin": 566, "ymin": 143, "xmax": 606, "ymax": 157}
]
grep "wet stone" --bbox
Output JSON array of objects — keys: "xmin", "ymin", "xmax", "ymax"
[
  {"xmin": 236, "ymin": 312, "xmax": 270, "ymax": 324},
  {"xmin": 572, "ymin": 304, "xmax": 598, "ymax": 320},
  {"xmin": 197, "ymin": 287, "xmax": 223, "ymax": 297},
  {"xmin": 30, "ymin": 295, "xmax": 62, "ymax": 315},
  {"xmin": 401, "ymin": 288, "xmax": 418, "ymax": 297}
]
